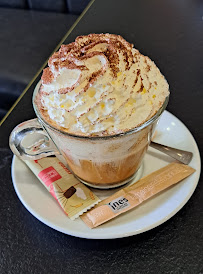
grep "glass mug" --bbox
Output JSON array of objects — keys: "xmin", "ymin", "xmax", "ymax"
[{"xmin": 10, "ymin": 81, "xmax": 169, "ymax": 189}]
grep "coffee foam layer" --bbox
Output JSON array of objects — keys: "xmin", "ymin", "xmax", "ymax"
[{"xmin": 38, "ymin": 33, "xmax": 169, "ymax": 136}]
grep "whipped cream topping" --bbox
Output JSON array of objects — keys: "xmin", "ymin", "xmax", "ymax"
[{"xmin": 38, "ymin": 33, "xmax": 169, "ymax": 136}]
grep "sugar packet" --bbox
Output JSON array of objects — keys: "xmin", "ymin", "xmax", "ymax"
[
  {"xmin": 24, "ymin": 157, "xmax": 100, "ymax": 220},
  {"xmin": 81, "ymin": 162, "xmax": 195, "ymax": 228}
]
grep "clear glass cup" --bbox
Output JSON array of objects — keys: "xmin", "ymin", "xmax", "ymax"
[{"xmin": 10, "ymin": 81, "xmax": 169, "ymax": 189}]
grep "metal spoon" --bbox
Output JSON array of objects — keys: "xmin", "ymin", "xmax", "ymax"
[{"xmin": 149, "ymin": 141, "xmax": 193, "ymax": 164}]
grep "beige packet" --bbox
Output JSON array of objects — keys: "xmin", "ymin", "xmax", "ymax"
[
  {"xmin": 81, "ymin": 162, "xmax": 195, "ymax": 228},
  {"xmin": 24, "ymin": 157, "xmax": 100, "ymax": 220}
]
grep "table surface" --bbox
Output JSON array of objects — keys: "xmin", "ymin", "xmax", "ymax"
[{"xmin": 0, "ymin": 0, "xmax": 202, "ymax": 273}]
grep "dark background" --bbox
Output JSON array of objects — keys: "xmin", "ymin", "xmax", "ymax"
[
  {"xmin": 0, "ymin": 0, "xmax": 202, "ymax": 273},
  {"xmin": 0, "ymin": 0, "xmax": 91, "ymax": 119}
]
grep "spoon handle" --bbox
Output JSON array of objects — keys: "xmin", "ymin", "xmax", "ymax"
[{"xmin": 150, "ymin": 141, "xmax": 193, "ymax": 165}]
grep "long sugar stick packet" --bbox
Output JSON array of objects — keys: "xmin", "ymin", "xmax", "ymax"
[
  {"xmin": 24, "ymin": 157, "xmax": 100, "ymax": 220},
  {"xmin": 81, "ymin": 162, "xmax": 195, "ymax": 228}
]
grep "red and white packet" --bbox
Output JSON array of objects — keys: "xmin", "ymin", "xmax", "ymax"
[{"xmin": 24, "ymin": 157, "xmax": 100, "ymax": 220}]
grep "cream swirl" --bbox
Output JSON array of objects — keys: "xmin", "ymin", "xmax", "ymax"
[{"xmin": 38, "ymin": 33, "xmax": 169, "ymax": 136}]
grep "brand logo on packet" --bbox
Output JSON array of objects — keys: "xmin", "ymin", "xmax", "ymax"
[
  {"xmin": 107, "ymin": 196, "xmax": 130, "ymax": 213},
  {"xmin": 38, "ymin": 166, "xmax": 62, "ymax": 187}
]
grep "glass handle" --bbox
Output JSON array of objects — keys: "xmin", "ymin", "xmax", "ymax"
[{"xmin": 9, "ymin": 118, "xmax": 60, "ymax": 160}]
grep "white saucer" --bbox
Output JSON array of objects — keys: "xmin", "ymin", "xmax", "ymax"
[{"xmin": 11, "ymin": 111, "xmax": 201, "ymax": 239}]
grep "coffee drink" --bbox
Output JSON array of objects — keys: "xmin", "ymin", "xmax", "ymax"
[{"xmin": 35, "ymin": 34, "xmax": 169, "ymax": 187}]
